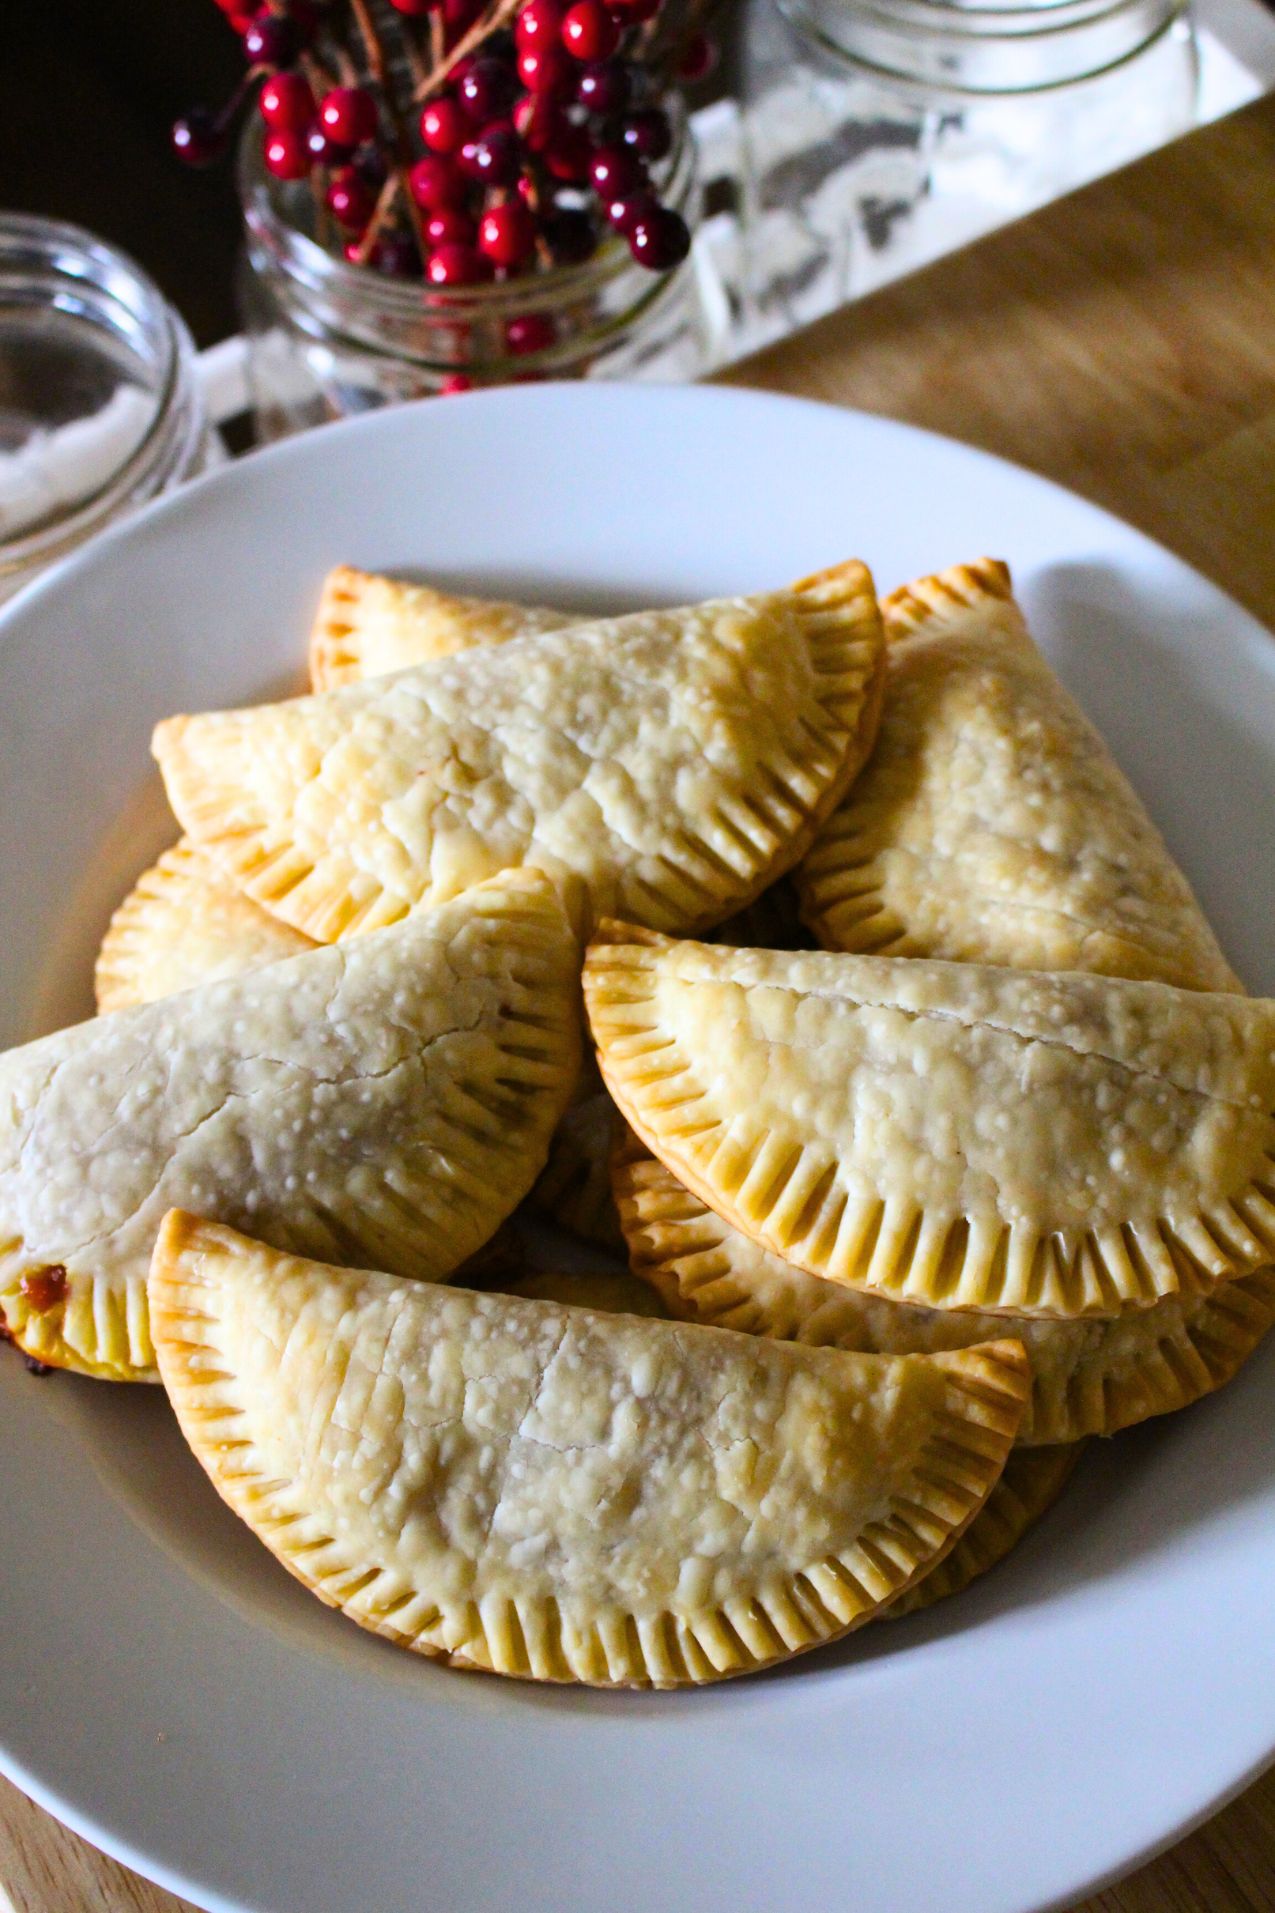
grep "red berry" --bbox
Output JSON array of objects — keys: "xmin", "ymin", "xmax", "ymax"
[
  {"xmin": 478, "ymin": 199, "xmax": 537, "ymax": 267},
  {"xmin": 620, "ymin": 106, "xmax": 671, "ymax": 161},
  {"xmin": 513, "ymin": 94, "xmax": 564, "ymax": 151},
  {"xmin": 172, "ymin": 109, "xmax": 226, "ymax": 167},
  {"xmin": 677, "ymin": 31, "xmax": 716, "ymax": 80},
  {"xmin": 517, "ymin": 44, "xmax": 571, "ymax": 93},
  {"xmin": 259, "ymin": 71, "xmax": 314, "ymax": 131},
  {"xmin": 628, "ymin": 204, "xmax": 690, "ymax": 269},
  {"xmin": 263, "ymin": 127, "xmax": 312, "ymax": 179},
  {"xmin": 505, "ymin": 313, "xmax": 556, "ymax": 355},
  {"xmin": 319, "ymin": 86, "xmax": 379, "ymax": 147},
  {"xmin": 243, "ymin": 12, "xmax": 299, "ymax": 66},
  {"xmin": 420, "ymin": 97, "xmax": 468, "ymax": 154},
  {"xmin": 389, "ymin": 0, "xmax": 443, "ymax": 11},
  {"xmin": 326, "ymin": 169, "xmax": 376, "ymax": 230},
  {"xmin": 425, "ymin": 207, "xmax": 475, "ymax": 247},
  {"xmin": 575, "ymin": 60, "xmax": 630, "ymax": 112},
  {"xmin": 306, "ymin": 124, "xmax": 351, "ymax": 165},
  {"xmin": 516, "ymin": 0, "xmax": 563, "ymax": 47},
  {"xmin": 426, "ymin": 242, "xmax": 490, "ymax": 285},
  {"xmin": 458, "ymin": 123, "xmax": 521, "ymax": 185},
  {"xmin": 458, "ymin": 57, "xmax": 517, "ymax": 122},
  {"xmin": 409, "ymin": 154, "xmax": 467, "ymax": 209},
  {"xmin": 444, "ymin": 0, "xmax": 483, "ymax": 37},
  {"xmin": 560, "ymin": 0, "xmax": 619, "ymax": 60},
  {"xmin": 439, "ymin": 373, "xmax": 475, "ymax": 394},
  {"xmin": 606, "ymin": 188, "xmax": 657, "ymax": 233},
  {"xmin": 542, "ymin": 119, "xmax": 591, "ymax": 180},
  {"xmin": 589, "ymin": 144, "xmax": 644, "ymax": 198}
]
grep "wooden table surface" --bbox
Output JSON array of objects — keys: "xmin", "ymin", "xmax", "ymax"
[{"xmin": 5, "ymin": 91, "xmax": 1275, "ymax": 1913}]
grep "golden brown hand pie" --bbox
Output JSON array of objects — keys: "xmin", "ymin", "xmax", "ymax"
[
  {"xmin": 95, "ymin": 837, "xmax": 316, "ymax": 1013},
  {"xmin": 0, "ymin": 871, "xmax": 579, "ymax": 1381},
  {"xmin": 798, "ymin": 560, "xmax": 1239, "ymax": 991},
  {"xmin": 150, "ymin": 1211, "xmax": 1029, "ymax": 1686},
  {"xmin": 586, "ymin": 925, "xmax": 1275, "ymax": 1318},
  {"xmin": 611, "ymin": 1136, "xmax": 1275, "ymax": 1444},
  {"xmin": 886, "ymin": 1445, "xmax": 1082, "ymax": 1618},
  {"xmin": 153, "ymin": 563, "xmax": 886, "ymax": 942},
  {"xmin": 309, "ymin": 566, "xmax": 574, "ymax": 690}
]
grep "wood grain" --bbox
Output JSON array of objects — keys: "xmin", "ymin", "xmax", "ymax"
[{"xmin": 4, "ymin": 93, "xmax": 1275, "ymax": 1913}]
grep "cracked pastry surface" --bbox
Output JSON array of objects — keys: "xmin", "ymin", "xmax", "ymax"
[
  {"xmin": 586, "ymin": 926, "xmax": 1275, "ymax": 1318},
  {"xmin": 308, "ymin": 566, "xmax": 574, "ymax": 691},
  {"xmin": 612, "ymin": 1135, "xmax": 1275, "ymax": 1444},
  {"xmin": 153, "ymin": 562, "xmax": 886, "ymax": 943},
  {"xmin": 798, "ymin": 560, "xmax": 1239, "ymax": 991},
  {"xmin": 149, "ymin": 1212, "xmax": 1029, "ymax": 1687},
  {"xmin": 0, "ymin": 871, "xmax": 579, "ymax": 1381},
  {"xmin": 95, "ymin": 837, "xmax": 316, "ymax": 1013}
]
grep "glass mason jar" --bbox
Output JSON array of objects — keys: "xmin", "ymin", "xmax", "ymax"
[
  {"xmin": 238, "ymin": 113, "xmax": 709, "ymax": 439},
  {"xmin": 0, "ymin": 215, "xmax": 210, "ymax": 604},
  {"xmin": 739, "ymin": 0, "xmax": 1199, "ymax": 343}
]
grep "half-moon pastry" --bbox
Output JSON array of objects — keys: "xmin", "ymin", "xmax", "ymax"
[
  {"xmin": 586, "ymin": 925, "xmax": 1275, "ymax": 1317},
  {"xmin": 886, "ymin": 1445, "xmax": 1082, "ymax": 1618},
  {"xmin": 309, "ymin": 565, "xmax": 574, "ymax": 691},
  {"xmin": 95, "ymin": 837, "xmax": 315, "ymax": 1013},
  {"xmin": 0, "ymin": 871, "xmax": 579, "ymax": 1381},
  {"xmin": 611, "ymin": 1135, "xmax": 1275, "ymax": 1444},
  {"xmin": 149, "ymin": 1211, "xmax": 1030, "ymax": 1686},
  {"xmin": 154, "ymin": 563, "xmax": 886, "ymax": 943},
  {"xmin": 798, "ymin": 559, "xmax": 1238, "ymax": 990}
]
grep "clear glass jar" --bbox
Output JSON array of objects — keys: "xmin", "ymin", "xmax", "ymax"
[
  {"xmin": 0, "ymin": 215, "xmax": 210, "ymax": 604},
  {"xmin": 237, "ymin": 115, "xmax": 709, "ymax": 439},
  {"xmin": 739, "ymin": 0, "xmax": 1199, "ymax": 343}
]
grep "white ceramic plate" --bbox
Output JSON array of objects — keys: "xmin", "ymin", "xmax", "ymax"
[{"xmin": 2, "ymin": 384, "xmax": 1274, "ymax": 1913}]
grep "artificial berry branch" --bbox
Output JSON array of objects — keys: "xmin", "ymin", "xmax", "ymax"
[{"xmin": 175, "ymin": 0, "xmax": 713, "ymax": 362}]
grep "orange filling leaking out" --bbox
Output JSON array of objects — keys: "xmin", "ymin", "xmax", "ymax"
[{"xmin": 19, "ymin": 1265, "xmax": 68, "ymax": 1314}]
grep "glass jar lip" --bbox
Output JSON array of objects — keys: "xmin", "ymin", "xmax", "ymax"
[
  {"xmin": 777, "ymin": 0, "xmax": 1189, "ymax": 91},
  {"xmin": 0, "ymin": 213, "xmax": 205, "ymax": 575},
  {"xmin": 238, "ymin": 109, "xmax": 695, "ymax": 327}
]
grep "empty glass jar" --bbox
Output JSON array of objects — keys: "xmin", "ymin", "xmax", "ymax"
[{"xmin": 738, "ymin": 0, "xmax": 1199, "ymax": 343}]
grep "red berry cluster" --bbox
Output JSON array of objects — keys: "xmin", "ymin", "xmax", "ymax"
[{"xmin": 174, "ymin": 0, "xmax": 710, "ymax": 327}]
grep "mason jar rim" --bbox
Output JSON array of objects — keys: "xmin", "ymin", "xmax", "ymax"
[{"xmin": 777, "ymin": 0, "xmax": 1190, "ymax": 92}]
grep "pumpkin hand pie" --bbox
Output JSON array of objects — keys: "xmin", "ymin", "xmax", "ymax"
[
  {"xmin": 309, "ymin": 565, "xmax": 574, "ymax": 691},
  {"xmin": 153, "ymin": 563, "xmax": 886, "ymax": 942},
  {"xmin": 612, "ymin": 1133, "xmax": 1275, "ymax": 1445},
  {"xmin": 586, "ymin": 925, "xmax": 1275, "ymax": 1318},
  {"xmin": 0, "ymin": 871, "xmax": 579, "ymax": 1381},
  {"xmin": 149, "ymin": 1211, "xmax": 1030, "ymax": 1686},
  {"xmin": 798, "ymin": 559, "xmax": 1239, "ymax": 991}
]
